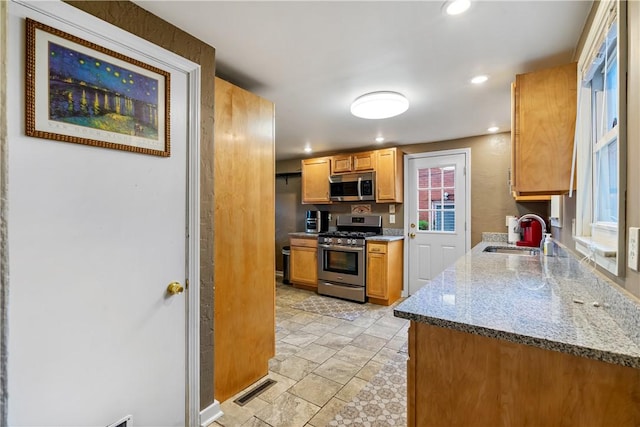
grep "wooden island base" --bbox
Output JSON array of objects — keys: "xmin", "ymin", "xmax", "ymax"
[{"xmin": 408, "ymin": 322, "xmax": 640, "ymax": 427}]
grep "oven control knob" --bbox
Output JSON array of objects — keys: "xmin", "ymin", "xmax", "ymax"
[{"xmin": 337, "ymin": 238, "xmax": 343, "ymax": 244}]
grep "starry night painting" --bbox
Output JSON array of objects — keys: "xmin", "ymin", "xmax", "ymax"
[
  {"xmin": 48, "ymin": 41, "xmax": 159, "ymax": 140},
  {"xmin": 26, "ymin": 18, "xmax": 170, "ymax": 157}
]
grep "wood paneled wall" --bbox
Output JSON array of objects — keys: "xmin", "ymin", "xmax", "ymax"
[{"xmin": 213, "ymin": 78, "xmax": 275, "ymax": 402}]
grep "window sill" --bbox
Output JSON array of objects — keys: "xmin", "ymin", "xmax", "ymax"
[
  {"xmin": 573, "ymin": 235, "xmax": 617, "ymax": 257},
  {"xmin": 573, "ymin": 235, "xmax": 617, "ymax": 275}
]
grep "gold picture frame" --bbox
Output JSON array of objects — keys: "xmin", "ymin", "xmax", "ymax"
[{"xmin": 25, "ymin": 18, "xmax": 171, "ymax": 157}]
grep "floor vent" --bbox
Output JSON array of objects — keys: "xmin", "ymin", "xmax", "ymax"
[
  {"xmin": 106, "ymin": 415, "xmax": 132, "ymax": 427},
  {"xmin": 234, "ymin": 379, "xmax": 277, "ymax": 406}
]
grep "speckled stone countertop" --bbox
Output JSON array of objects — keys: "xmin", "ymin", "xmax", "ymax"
[
  {"xmin": 366, "ymin": 235, "xmax": 404, "ymax": 242},
  {"xmin": 289, "ymin": 232, "xmax": 319, "ymax": 238},
  {"xmin": 394, "ymin": 240, "xmax": 640, "ymax": 368}
]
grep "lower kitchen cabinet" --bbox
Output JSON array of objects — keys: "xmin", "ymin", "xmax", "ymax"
[
  {"xmin": 290, "ymin": 236, "xmax": 318, "ymax": 290},
  {"xmin": 407, "ymin": 322, "xmax": 640, "ymax": 427},
  {"xmin": 366, "ymin": 240, "xmax": 403, "ymax": 305}
]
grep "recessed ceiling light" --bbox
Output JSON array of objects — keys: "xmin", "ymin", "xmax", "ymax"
[
  {"xmin": 487, "ymin": 126, "xmax": 499, "ymax": 133},
  {"xmin": 304, "ymin": 146, "xmax": 312, "ymax": 153},
  {"xmin": 471, "ymin": 75, "xmax": 489, "ymax": 84},
  {"xmin": 443, "ymin": 0, "xmax": 471, "ymax": 16},
  {"xmin": 350, "ymin": 91, "xmax": 409, "ymax": 120},
  {"xmin": 375, "ymin": 136, "xmax": 385, "ymax": 143}
]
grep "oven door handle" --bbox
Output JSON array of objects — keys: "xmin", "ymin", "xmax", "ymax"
[{"xmin": 318, "ymin": 244, "xmax": 364, "ymax": 251}]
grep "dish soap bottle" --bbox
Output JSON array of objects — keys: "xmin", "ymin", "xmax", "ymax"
[{"xmin": 542, "ymin": 233, "xmax": 554, "ymax": 256}]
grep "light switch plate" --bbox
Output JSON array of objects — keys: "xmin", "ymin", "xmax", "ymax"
[
  {"xmin": 389, "ymin": 214, "xmax": 396, "ymax": 224},
  {"xmin": 629, "ymin": 227, "xmax": 639, "ymax": 271},
  {"xmin": 389, "ymin": 204, "xmax": 395, "ymax": 213}
]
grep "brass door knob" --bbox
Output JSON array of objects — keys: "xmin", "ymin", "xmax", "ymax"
[
  {"xmin": 409, "ymin": 232, "xmax": 416, "ymax": 238},
  {"xmin": 167, "ymin": 282, "xmax": 184, "ymax": 295}
]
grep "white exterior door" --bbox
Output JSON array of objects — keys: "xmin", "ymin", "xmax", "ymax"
[
  {"xmin": 406, "ymin": 150, "xmax": 470, "ymax": 296},
  {"xmin": 7, "ymin": 2, "xmax": 198, "ymax": 426}
]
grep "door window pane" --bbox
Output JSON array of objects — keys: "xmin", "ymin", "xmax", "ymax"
[{"xmin": 417, "ymin": 166, "xmax": 456, "ymax": 232}]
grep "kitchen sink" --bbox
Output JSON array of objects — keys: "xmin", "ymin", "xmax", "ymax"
[{"xmin": 483, "ymin": 246, "xmax": 540, "ymax": 256}]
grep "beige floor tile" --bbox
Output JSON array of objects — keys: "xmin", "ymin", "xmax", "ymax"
[
  {"xmin": 255, "ymin": 391, "xmax": 320, "ymax": 427},
  {"xmin": 374, "ymin": 315, "xmax": 409, "ymax": 331},
  {"xmin": 257, "ymin": 371, "xmax": 298, "ymax": 404},
  {"xmin": 296, "ymin": 343, "xmax": 337, "ymax": 364},
  {"xmin": 274, "ymin": 341, "xmax": 301, "ymax": 361},
  {"xmin": 300, "ymin": 321, "xmax": 338, "ymax": 336},
  {"xmin": 316, "ymin": 315, "xmax": 347, "ymax": 327},
  {"xmin": 278, "ymin": 319, "xmax": 306, "ymax": 331},
  {"xmin": 312, "ymin": 332, "xmax": 353, "ymax": 350},
  {"xmin": 216, "ymin": 400, "xmax": 255, "ymax": 426},
  {"xmin": 281, "ymin": 331, "xmax": 320, "ymax": 348},
  {"xmin": 313, "ymin": 357, "xmax": 361, "ymax": 385},
  {"xmin": 349, "ymin": 316, "xmax": 377, "ymax": 328},
  {"xmin": 364, "ymin": 324, "xmax": 400, "ymax": 340},
  {"xmin": 331, "ymin": 323, "xmax": 367, "ymax": 338},
  {"xmin": 289, "ymin": 311, "xmax": 324, "ymax": 325},
  {"xmin": 371, "ymin": 347, "xmax": 401, "ymax": 365},
  {"xmin": 270, "ymin": 355, "xmax": 320, "ymax": 381},
  {"xmin": 307, "ymin": 397, "xmax": 348, "ymax": 427},
  {"xmin": 332, "ymin": 345, "xmax": 376, "ymax": 367},
  {"xmin": 384, "ymin": 334, "xmax": 408, "ymax": 351},
  {"xmin": 355, "ymin": 360, "xmax": 384, "ymax": 381},
  {"xmin": 349, "ymin": 333, "xmax": 388, "ymax": 352},
  {"xmin": 241, "ymin": 416, "xmax": 272, "ymax": 426},
  {"xmin": 335, "ymin": 376, "xmax": 369, "ymax": 402},
  {"xmin": 289, "ymin": 373, "xmax": 343, "ymax": 406}
]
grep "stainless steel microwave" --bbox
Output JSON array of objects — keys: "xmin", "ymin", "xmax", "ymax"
[{"xmin": 329, "ymin": 172, "xmax": 375, "ymax": 202}]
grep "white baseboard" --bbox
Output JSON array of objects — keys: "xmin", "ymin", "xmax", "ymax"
[{"xmin": 200, "ymin": 400, "xmax": 223, "ymax": 427}]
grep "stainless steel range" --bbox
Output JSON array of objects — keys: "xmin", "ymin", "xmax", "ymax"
[{"xmin": 317, "ymin": 215, "xmax": 382, "ymax": 303}]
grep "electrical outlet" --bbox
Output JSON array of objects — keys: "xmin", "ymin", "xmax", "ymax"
[
  {"xmin": 389, "ymin": 204, "xmax": 395, "ymax": 214},
  {"xmin": 629, "ymin": 227, "xmax": 639, "ymax": 271},
  {"xmin": 389, "ymin": 214, "xmax": 396, "ymax": 224}
]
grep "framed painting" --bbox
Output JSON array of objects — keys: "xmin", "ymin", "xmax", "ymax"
[{"xmin": 25, "ymin": 18, "xmax": 171, "ymax": 157}]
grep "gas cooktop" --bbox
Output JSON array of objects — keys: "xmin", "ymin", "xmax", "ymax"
[{"xmin": 318, "ymin": 231, "xmax": 379, "ymax": 238}]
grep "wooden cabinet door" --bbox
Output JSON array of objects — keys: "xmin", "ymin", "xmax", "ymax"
[
  {"xmin": 376, "ymin": 148, "xmax": 403, "ymax": 202},
  {"xmin": 302, "ymin": 157, "xmax": 331, "ymax": 203},
  {"xmin": 353, "ymin": 151, "xmax": 375, "ymax": 171},
  {"xmin": 512, "ymin": 62, "xmax": 576, "ymax": 196},
  {"xmin": 214, "ymin": 77, "xmax": 275, "ymax": 402},
  {"xmin": 332, "ymin": 155, "xmax": 352, "ymax": 174},
  {"xmin": 367, "ymin": 251, "xmax": 388, "ymax": 299},
  {"xmin": 290, "ymin": 246, "xmax": 318, "ymax": 287}
]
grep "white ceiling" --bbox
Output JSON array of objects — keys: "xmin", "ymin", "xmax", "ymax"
[{"xmin": 133, "ymin": 1, "xmax": 592, "ymax": 160}]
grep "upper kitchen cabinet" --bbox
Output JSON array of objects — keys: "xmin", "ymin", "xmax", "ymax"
[
  {"xmin": 511, "ymin": 62, "xmax": 577, "ymax": 197},
  {"xmin": 302, "ymin": 157, "xmax": 331, "ymax": 204},
  {"xmin": 331, "ymin": 151, "xmax": 376, "ymax": 174},
  {"xmin": 376, "ymin": 147, "xmax": 404, "ymax": 203}
]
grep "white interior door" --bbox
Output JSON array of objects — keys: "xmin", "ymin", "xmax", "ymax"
[
  {"xmin": 7, "ymin": 2, "xmax": 195, "ymax": 425},
  {"xmin": 406, "ymin": 150, "xmax": 470, "ymax": 296}
]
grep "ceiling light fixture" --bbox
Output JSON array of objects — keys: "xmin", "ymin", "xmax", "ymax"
[
  {"xmin": 304, "ymin": 146, "xmax": 313, "ymax": 153},
  {"xmin": 443, "ymin": 0, "xmax": 471, "ymax": 16},
  {"xmin": 487, "ymin": 126, "xmax": 499, "ymax": 133},
  {"xmin": 471, "ymin": 75, "xmax": 489, "ymax": 84},
  {"xmin": 350, "ymin": 91, "xmax": 409, "ymax": 120},
  {"xmin": 375, "ymin": 136, "xmax": 385, "ymax": 143}
]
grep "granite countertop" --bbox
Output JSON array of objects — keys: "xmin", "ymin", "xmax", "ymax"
[
  {"xmin": 289, "ymin": 232, "xmax": 319, "ymax": 238},
  {"xmin": 394, "ymin": 240, "xmax": 640, "ymax": 368},
  {"xmin": 366, "ymin": 235, "xmax": 404, "ymax": 242}
]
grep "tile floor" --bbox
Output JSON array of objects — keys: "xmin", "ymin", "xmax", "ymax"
[{"xmin": 211, "ymin": 278, "xmax": 409, "ymax": 427}]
